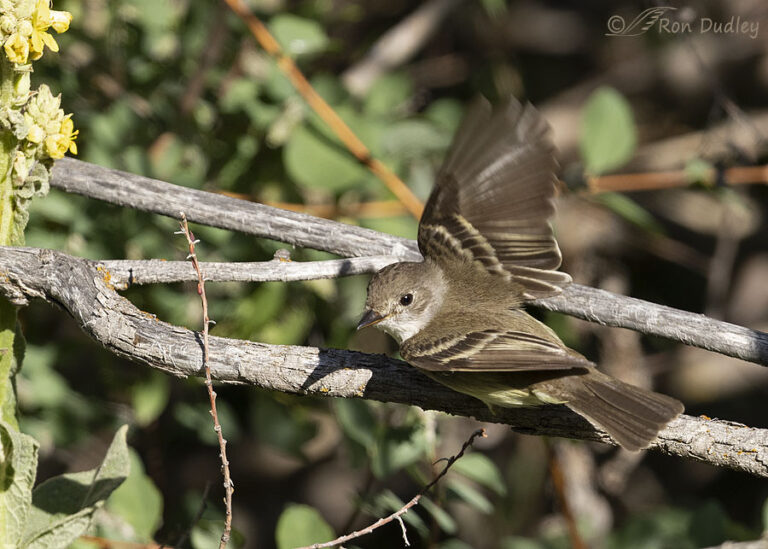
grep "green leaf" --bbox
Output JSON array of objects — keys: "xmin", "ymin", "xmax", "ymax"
[
  {"xmin": 688, "ymin": 501, "xmax": 729, "ymax": 547},
  {"xmin": 364, "ymin": 72, "xmax": 413, "ymax": 116},
  {"xmin": 425, "ymin": 98, "xmax": 464, "ymax": 134},
  {"xmin": 593, "ymin": 192, "xmax": 663, "ymax": 234},
  {"xmin": 85, "ymin": 101, "xmax": 139, "ymax": 163},
  {"xmin": 284, "ymin": 125, "xmax": 368, "ymax": 192},
  {"xmin": 762, "ymin": 497, "xmax": 768, "ymax": 532},
  {"xmin": 581, "ymin": 87, "xmax": 637, "ymax": 175},
  {"xmin": 310, "ymin": 73, "xmax": 348, "ymax": 106},
  {"xmin": 190, "ymin": 519, "xmax": 244, "ymax": 549},
  {"xmin": 269, "ymin": 14, "xmax": 329, "ymax": 57},
  {"xmin": 21, "ymin": 425, "xmax": 130, "ymax": 549},
  {"xmin": 230, "ymin": 282, "xmax": 287, "ymax": 338},
  {"xmin": 131, "ymin": 372, "xmax": 170, "ymax": 427},
  {"xmin": 251, "ymin": 395, "xmax": 317, "ymax": 457},
  {"xmin": 447, "ymin": 478, "xmax": 493, "ymax": 514},
  {"xmin": 0, "ymin": 420, "xmax": 40, "ymax": 548},
  {"xmin": 257, "ymin": 305, "xmax": 313, "ymax": 345},
  {"xmin": 450, "ymin": 452, "xmax": 507, "ymax": 496},
  {"xmin": 106, "ymin": 449, "xmax": 163, "ymax": 540},
  {"xmin": 375, "ymin": 490, "xmax": 428, "ymax": 537},
  {"xmin": 605, "ymin": 507, "xmax": 693, "ymax": 549},
  {"xmin": 501, "ymin": 537, "xmax": 547, "ymax": 549},
  {"xmin": 439, "ymin": 539, "xmax": 474, "ymax": 549},
  {"xmin": 685, "ymin": 158, "xmax": 715, "ymax": 185},
  {"xmin": 173, "ymin": 399, "xmax": 241, "ymax": 445},
  {"xmin": 220, "ymin": 79, "xmax": 260, "ymax": 114},
  {"xmin": 148, "ymin": 135, "xmax": 208, "ymax": 187},
  {"xmin": 420, "ymin": 495, "xmax": 457, "ymax": 534},
  {"xmin": 381, "ymin": 119, "xmax": 451, "ymax": 159},
  {"xmin": 360, "ymin": 215, "xmax": 418, "ymax": 240},
  {"xmin": 17, "ymin": 345, "xmax": 70, "ymax": 410},
  {"xmin": 334, "ymin": 398, "xmax": 377, "ymax": 449},
  {"xmin": 370, "ymin": 424, "xmax": 427, "ymax": 479},
  {"xmin": 275, "ymin": 504, "xmax": 335, "ymax": 549},
  {"xmin": 264, "ymin": 64, "xmax": 297, "ymax": 102}
]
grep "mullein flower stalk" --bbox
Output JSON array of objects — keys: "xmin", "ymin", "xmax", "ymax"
[{"xmin": 0, "ymin": 0, "xmax": 74, "ymax": 429}]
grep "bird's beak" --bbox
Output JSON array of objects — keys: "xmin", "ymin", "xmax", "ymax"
[{"xmin": 357, "ymin": 309, "xmax": 386, "ymax": 330}]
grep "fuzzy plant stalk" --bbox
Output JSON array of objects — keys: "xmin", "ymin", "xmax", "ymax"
[{"xmin": 0, "ymin": 0, "xmax": 74, "ymax": 428}]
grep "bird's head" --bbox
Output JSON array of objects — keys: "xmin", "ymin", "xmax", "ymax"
[{"xmin": 357, "ymin": 261, "xmax": 446, "ymax": 344}]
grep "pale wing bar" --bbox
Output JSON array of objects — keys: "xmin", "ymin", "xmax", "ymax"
[{"xmin": 402, "ymin": 329, "xmax": 593, "ymax": 372}]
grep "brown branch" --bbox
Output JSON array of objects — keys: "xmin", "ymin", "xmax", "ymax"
[
  {"xmin": 99, "ymin": 255, "xmax": 398, "ymax": 289},
  {"xmin": 216, "ymin": 192, "xmax": 411, "ymax": 220},
  {"xmin": 2, "ymin": 247, "xmax": 768, "ymax": 477},
  {"xmin": 48, "ymin": 159, "xmax": 768, "ymax": 367},
  {"xmin": 51, "ymin": 158, "xmax": 418, "ymax": 261},
  {"xmin": 297, "ymin": 428, "xmax": 487, "ymax": 549},
  {"xmin": 215, "ymin": 163, "xmax": 768, "ymax": 219},
  {"xmin": 219, "ymin": 0, "xmax": 424, "ymax": 219},
  {"xmin": 626, "ymin": 111, "xmax": 768, "ymax": 173},
  {"xmin": 177, "ymin": 215, "xmax": 233, "ymax": 549},
  {"xmin": 89, "ymin": 253, "xmax": 768, "ymax": 368},
  {"xmin": 586, "ymin": 165, "xmax": 768, "ymax": 194}
]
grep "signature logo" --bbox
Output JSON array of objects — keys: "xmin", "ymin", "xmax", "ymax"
[{"xmin": 606, "ymin": 6, "xmax": 677, "ymax": 36}]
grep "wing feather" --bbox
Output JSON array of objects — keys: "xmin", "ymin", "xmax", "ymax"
[
  {"xmin": 401, "ymin": 329, "xmax": 592, "ymax": 373},
  {"xmin": 419, "ymin": 96, "xmax": 570, "ymax": 299}
]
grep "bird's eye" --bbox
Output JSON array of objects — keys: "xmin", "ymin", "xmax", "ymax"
[{"xmin": 400, "ymin": 293, "xmax": 413, "ymax": 306}]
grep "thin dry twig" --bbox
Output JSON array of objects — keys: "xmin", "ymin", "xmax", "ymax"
[
  {"xmin": 219, "ymin": 0, "xmax": 424, "ymax": 219},
  {"xmin": 218, "ymin": 165, "xmax": 768, "ymax": 220},
  {"xmin": 296, "ymin": 429, "xmax": 487, "ymax": 549},
  {"xmin": 178, "ymin": 214, "xmax": 233, "ymax": 549},
  {"xmin": 586, "ymin": 165, "xmax": 768, "ymax": 193}
]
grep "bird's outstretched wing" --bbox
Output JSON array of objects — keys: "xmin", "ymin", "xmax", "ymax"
[
  {"xmin": 401, "ymin": 328, "xmax": 592, "ymax": 372},
  {"xmin": 418, "ymin": 97, "xmax": 571, "ymax": 299}
]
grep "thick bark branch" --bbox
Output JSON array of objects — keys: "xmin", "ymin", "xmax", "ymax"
[
  {"xmin": 49, "ymin": 159, "xmax": 768, "ymax": 367},
  {"xmin": 1, "ymin": 246, "xmax": 767, "ymax": 477},
  {"xmin": 51, "ymin": 158, "xmax": 419, "ymax": 261}
]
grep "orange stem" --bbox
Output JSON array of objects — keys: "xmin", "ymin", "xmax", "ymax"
[
  {"xmin": 220, "ymin": 0, "xmax": 424, "ymax": 219},
  {"xmin": 588, "ymin": 164, "xmax": 768, "ymax": 193}
]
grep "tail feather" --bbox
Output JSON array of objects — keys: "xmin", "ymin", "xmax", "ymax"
[{"xmin": 549, "ymin": 370, "xmax": 684, "ymax": 451}]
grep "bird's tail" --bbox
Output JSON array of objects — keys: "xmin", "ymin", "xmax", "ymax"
[{"xmin": 546, "ymin": 369, "xmax": 684, "ymax": 451}]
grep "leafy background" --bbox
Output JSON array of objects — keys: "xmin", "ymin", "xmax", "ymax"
[{"xmin": 16, "ymin": 0, "xmax": 768, "ymax": 547}]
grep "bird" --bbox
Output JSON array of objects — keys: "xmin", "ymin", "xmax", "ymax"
[{"xmin": 357, "ymin": 95, "xmax": 683, "ymax": 451}]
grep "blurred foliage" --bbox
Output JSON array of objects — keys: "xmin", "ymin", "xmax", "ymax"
[
  {"xmin": 581, "ymin": 86, "xmax": 637, "ymax": 176},
  {"xmin": 275, "ymin": 504, "xmax": 335, "ymax": 548},
  {"xmin": 10, "ymin": 0, "xmax": 768, "ymax": 547},
  {"xmin": 1, "ymin": 423, "xmax": 129, "ymax": 549}
]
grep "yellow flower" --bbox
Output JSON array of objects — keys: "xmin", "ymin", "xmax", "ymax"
[
  {"xmin": 50, "ymin": 9, "xmax": 71, "ymax": 33},
  {"xmin": 4, "ymin": 32, "xmax": 29, "ymax": 64},
  {"xmin": 29, "ymin": 0, "xmax": 59, "ymax": 60},
  {"xmin": 43, "ymin": 115, "xmax": 78, "ymax": 159}
]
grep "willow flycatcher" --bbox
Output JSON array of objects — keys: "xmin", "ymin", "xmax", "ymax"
[{"xmin": 357, "ymin": 96, "xmax": 683, "ymax": 451}]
